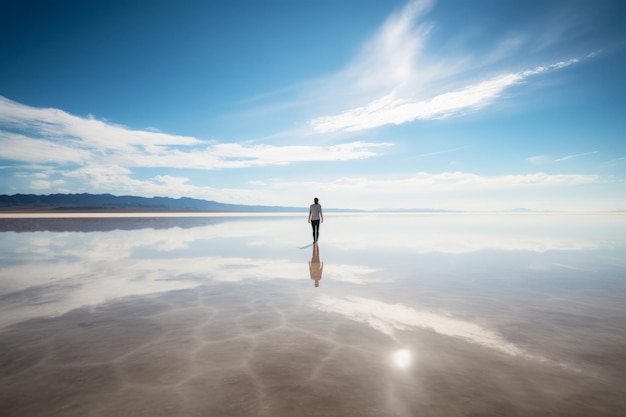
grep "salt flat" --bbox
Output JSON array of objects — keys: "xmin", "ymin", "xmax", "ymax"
[{"xmin": 1, "ymin": 214, "xmax": 625, "ymax": 416}]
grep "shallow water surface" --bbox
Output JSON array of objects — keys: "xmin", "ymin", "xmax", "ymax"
[{"xmin": 1, "ymin": 213, "xmax": 625, "ymax": 416}]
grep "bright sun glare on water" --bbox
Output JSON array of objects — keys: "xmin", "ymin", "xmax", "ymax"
[{"xmin": 393, "ymin": 349, "xmax": 412, "ymax": 369}]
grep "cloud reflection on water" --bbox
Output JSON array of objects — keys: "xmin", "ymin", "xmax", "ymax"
[
  {"xmin": 313, "ymin": 295, "xmax": 552, "ymax": 363},
  {"xmin": 0, "ymin": 221, "xmax": 383, "ymax": 328},
  {"xmin": 325, "ymin": 214, "xmax": 609, "ymax": 254},
  {"xmin": 1, "ymin": 214, "xmax": 624, "ymax": 333}
]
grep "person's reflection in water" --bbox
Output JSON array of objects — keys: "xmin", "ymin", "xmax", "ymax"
[{"xmin": 309, "ymin": 243, "xmax": 324, "ymax": 287}]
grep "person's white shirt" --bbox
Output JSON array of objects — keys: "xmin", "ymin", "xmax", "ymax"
[{"xmin": 309, "ymin": 203, "xmax": 322, "ymax": 221}]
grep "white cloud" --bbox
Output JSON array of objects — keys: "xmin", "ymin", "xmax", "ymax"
[
  {"xmin": 302, "ymin": 0, "xmax": 585, "ymax": 134},
  {"xmin": 282, "ymin": 0, "xmax": 441, "ymax": 121},
  {"xmin": 127, "ymin": 141, "xmax": 391, "ymax": 169},
  {"xmin": 62, "ymin": 165, "xmax": 217, "ymax": 198},
  {"xmin": 310, "ymin": 59, "xmax": 581, "ymax": 133},
  {"xmin": 0, "ymin": 96, "xmax": 389, "ymax": 171},
  {"xmin": 0, "ymin": 96, "xmax": 200, "ymax": 150},
  {"xmin": 13, "ymin": 163, "xmax": 601, "ymax": 210},
  {"xmin": 344, "ymin": 0, "xmax": 435, "ymax": 92},
  {"xmin": 29, "ymin": 180, "xmax": 52, "ymax": 190},
  {"xmin": 0, "ymin": 132, "xmax": 92, "ymax": 164},
  {"xmin": 223, "ymin": 171, "xmax": 605, "ymax": 211},
  {"xmin": 22, "ymin": 168, "xmax": 582, "ymax": 211}
]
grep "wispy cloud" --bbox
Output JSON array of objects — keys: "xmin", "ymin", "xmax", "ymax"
[
  {"xmin": 554, "ymin": 151, "xmax": 599, "ymax": 162},
  {"xmin": 300, "ymin": 0, "xmax": 589, "ymax": 134},
  {"xmin": 415, "ymin": 146, "xmax": 469, "ymax": 158},
  {"xmin": 527, "ymin": 155, "xmax": 551, "ymax": 165},
  {"xmin": 0, "ymin": 96, "xmax": 389, "ymax": 170},
  {"xmin": 529, "ymin": 151, "xmax": 599, "ymax": 164},
  {"xmin": 339, "ymin": 0, "xmax": 435, "ymax": 93},
  {"xmin": 0, "ymin": 96, "xmax": 199, "ymax": 150},
  {"xmin": 310, "ymin": 59, "xmax": 581, "ymax": 133}
]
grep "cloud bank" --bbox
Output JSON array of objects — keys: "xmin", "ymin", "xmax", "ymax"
[
  {"xmin": 266, "ymin": 171, "xmax": 599, "ymax": 194},
  {"xmin": 0, "ymin": 96, "xmax": 389, "ymax": 170}
]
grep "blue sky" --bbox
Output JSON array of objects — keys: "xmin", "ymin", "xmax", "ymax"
[{"xmin": 1, "ymin": 0, "xmax": 625, "ymax": 211}]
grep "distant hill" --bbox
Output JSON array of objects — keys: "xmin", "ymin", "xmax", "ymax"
[
  {"xmin": 1, "ymin": 193, "xmax": 560, "ymax": 214},
  {"xmin": 0, "ymin": 193, "xmax": 310, "ymax": 213}
]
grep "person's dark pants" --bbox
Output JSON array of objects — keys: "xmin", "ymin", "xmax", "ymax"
[{"xmin": 311, "ymin": 220, "xmax": 320, "ymax": 242}]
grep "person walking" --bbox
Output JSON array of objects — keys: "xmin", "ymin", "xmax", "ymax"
[{"xmin": 308, "ymin": 197, "xmax": 323, "ymax": 243}]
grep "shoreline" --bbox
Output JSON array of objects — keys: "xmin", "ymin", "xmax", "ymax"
[{"xmin": 1, "ymin": 211, "xmax": 624, "ymax": 219}]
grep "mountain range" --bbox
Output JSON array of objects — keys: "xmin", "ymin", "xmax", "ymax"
[
  {"xmin": 0, "ymin": 193, "xmax": 314, "ymax": 213},
  {"xmin": 1, "ymin": 193, "xmax": 566, "ymax": 214}
]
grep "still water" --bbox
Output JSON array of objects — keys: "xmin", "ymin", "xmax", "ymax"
[{"xmin": 1, "ymin": 213, "xmax": 625, "ymax": 416}]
